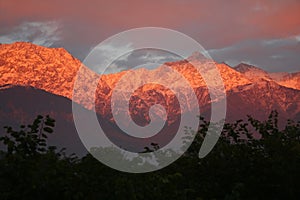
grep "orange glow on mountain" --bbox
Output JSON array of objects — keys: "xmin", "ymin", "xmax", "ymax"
[{"xmin": 1, "ymin": 42, "xmax": 300, "ymax": 125}]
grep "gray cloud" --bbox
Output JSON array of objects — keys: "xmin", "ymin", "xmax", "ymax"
[
  {"xmin": 112, "ymin": 49, "xmax": 181, "ymax": 71},
  {"xmin": 208, "ymin": 35, "xmax": 300, "ymax": 72},
  {"xmin": 88, "ymin": 46, "xmax": 182, "ymax": 74},
  {"xmin": 0, "ymin": 21, "xmax": 61, "ymax": 47}
]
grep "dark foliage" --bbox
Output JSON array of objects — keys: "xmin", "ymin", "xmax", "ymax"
[{"xmin": 0, "ymin": 111, "xmax": 300, "ymax": 200}]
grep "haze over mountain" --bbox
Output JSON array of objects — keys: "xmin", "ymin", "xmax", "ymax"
[{"xmin": 0, "ymin": 42, "xmax": 299, "ymax": 153}]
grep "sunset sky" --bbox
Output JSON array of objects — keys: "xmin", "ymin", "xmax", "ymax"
[{"xmin": 0, "ymin": 0, "xmax": 300, "ymax": 72}]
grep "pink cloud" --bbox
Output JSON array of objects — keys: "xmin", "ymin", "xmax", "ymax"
[
  {"xmin": 1, "ymin": 0, "xmax": 299, "ymax": 71},
  {"xmin": 2, "ymin": 0, "xmax": 299, "ymax": 47}
]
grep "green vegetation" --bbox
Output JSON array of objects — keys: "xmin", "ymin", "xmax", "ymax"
[{"xmin": 0, "ymin": 111, "xmax": 300, "ymax": 199}]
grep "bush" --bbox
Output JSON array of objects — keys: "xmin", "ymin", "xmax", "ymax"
[{"xmin": 0, "ymin": 112, "xmax": 299, "ymax": 199}]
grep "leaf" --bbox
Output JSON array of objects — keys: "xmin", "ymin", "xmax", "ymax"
[
  {"xmin": 43, "ymin": 127, "xmax": 53, "ymax": 133},
  {"xmin": 45, "ymin": 121, "xmax": 55, "ymax": 127},
  {"xmin": 33, "ymin": 119, "xmax": 41, "ymax": 125},
  {"xmin": 38, "ymin": 147, "xmax": 46, "ymax": 152},
  {"xmin": 46, "ymin": 115, "xmax": 55, "ymax": 123}
]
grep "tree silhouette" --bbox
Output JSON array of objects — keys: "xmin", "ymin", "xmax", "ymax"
[{"xmin": 0, "ymin": 112, "xmax": 299, "ymax": 199}]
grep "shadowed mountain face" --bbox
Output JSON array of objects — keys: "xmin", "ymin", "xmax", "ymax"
[
  {"xmin": 0, "ymin": 42, "xmax": 300, "ymax": 153},
  {"xmin": 0, "ymin": 85, "xmax": 87, "ymax": 156}
]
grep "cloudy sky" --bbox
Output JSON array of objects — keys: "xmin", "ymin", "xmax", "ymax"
[{"xmin": 0, "ymin": 0, "xmax": 300, "ymax": 72}]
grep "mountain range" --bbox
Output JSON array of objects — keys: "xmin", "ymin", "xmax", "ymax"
[{"xmin": 0, "ymin": 42, "xmax": 299, "ymax": 154}]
